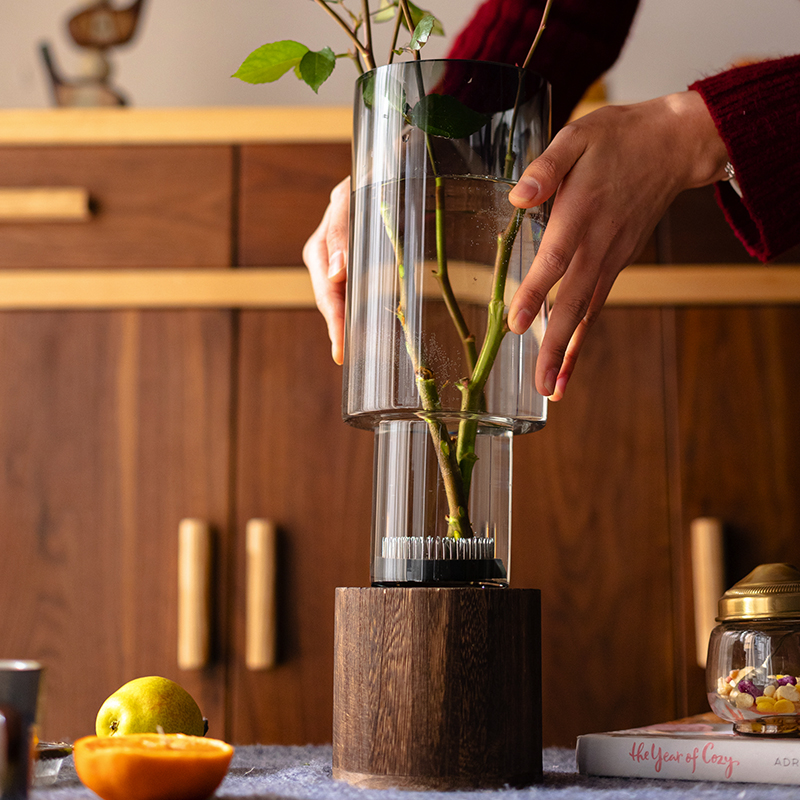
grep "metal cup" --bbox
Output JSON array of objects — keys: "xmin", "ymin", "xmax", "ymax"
[{"xmin": 0, "ymin": 661, "xmax": 42, "ymax": 800}]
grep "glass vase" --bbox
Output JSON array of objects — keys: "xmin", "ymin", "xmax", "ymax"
[{"xmin": 342, "ymin": 60, "xmax": 551, "ymax": 587}]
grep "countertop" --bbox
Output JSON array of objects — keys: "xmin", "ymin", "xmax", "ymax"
[{"xmin": 34, "ymin": 744, "xmax": 800, "ymax": 800}]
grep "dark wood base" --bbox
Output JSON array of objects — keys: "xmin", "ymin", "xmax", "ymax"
[{"xmin": 332, "ymin": 587, "xmax": 542, "ymax": 790}]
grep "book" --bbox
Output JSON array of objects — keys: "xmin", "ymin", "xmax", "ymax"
[{"xmin": 576, "ymin": 713, "xmax": 800, "ymax": 785}]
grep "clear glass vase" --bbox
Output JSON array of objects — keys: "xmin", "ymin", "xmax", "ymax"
[{"xmin": 342, "ymin": 60, "xmax": 551, "ymax": 587}]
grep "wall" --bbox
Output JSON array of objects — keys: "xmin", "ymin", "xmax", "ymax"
[{"xmin": 2, "ymin": 0, "xmax": 798, "ymax": 110}]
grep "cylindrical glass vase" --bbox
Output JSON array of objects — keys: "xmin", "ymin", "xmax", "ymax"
[{"xmin": 342, "ymin": 60, "xmax": 551, "ymax": 587}]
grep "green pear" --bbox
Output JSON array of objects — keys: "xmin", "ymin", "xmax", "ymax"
[{"xmin": 95, "ymin": 676, "xmax": 205, "ymax": 737}]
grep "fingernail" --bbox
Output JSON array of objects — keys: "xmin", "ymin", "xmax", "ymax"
[
  {"xmin": 551, "ymin": 373, "xmax": 569, "ymax": 402},
  {"xmin": 509, "ymin": 175, "xmax": 541, "ymax": 205},
  {"xmin": 510, "ymin": 306, "xmax": 533, "ymax": 334},
  {"xmin": 328, "ymin": 250, "xmax": 345, "ymax": 279},
  {"xmin": 543, "ymin": 368, "xmax": 558, "ymax": 396}
]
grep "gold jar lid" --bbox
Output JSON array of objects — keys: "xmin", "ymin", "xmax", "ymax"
[{"xmin": 717, "ymin": 563, "xmax": 800, "ymax": 621}]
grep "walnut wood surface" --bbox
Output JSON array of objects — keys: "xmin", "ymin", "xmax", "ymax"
[
  {"xmin": 332, "ymin": 588, "xmax": 542, "ymax": 789},
  {"xmin": 238, "ymin": 144, "xmax": 351, "ymax": 267},
  {"xmin": 670, "ymin": 306, "xmax": 800, "ymax": 714},
  {"xmin": 0, "ymin": 310, "xmax": 232, "ymax": 741},
  {"xmin": 512, "ymin": 307, "xmax": 676, "ymax": 746},
  {"xmin": 0, "ymin": 146, "xmax": 232, "ymax": 268},
  {"xmin": 229, "ymin": 309, "xmax": 373, "ymax": 745}
]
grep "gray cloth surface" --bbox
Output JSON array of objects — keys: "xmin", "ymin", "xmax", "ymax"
[{"xmin": 33, "ymin": 745, "xmax": 799, "ymax": 800}]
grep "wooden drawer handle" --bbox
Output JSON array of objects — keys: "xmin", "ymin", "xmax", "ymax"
[
  {"xmin": 178, "ymin": 518, "xmax": 211, "ymax": 670},
  {"xmin": 0, "ymin": 187, "xmax": 90, "ymax": 221},
  {"xmin": 691, "ymin": 517, "xmax": 725, "ymax": 668},
  {"xmin": 246, "ymin": 519, "xmax": 277, "ymax": 670}
]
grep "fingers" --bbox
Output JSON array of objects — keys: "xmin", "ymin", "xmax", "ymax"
[
  {"xmin": 542, "ymin": 266, "xmax": 617, "ymax": 402},
  {"xmin": 325, "ymin": 177, "xmax": 350, "ymax": 281},
  {"xmin": 302, "ymin": 177, "xmax": 350, "ymax": 364}
]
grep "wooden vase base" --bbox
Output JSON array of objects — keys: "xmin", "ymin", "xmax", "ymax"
[{"xmin": 332, "ymin": 587, "xmax": 542, "ymax": 790}]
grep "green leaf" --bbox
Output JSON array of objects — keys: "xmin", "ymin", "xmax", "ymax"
[
  {"xmin": 409, "ymin": 14, "xmax": 435, "ymax": 50},
  {"xmin": 373, "ymin": 0, "xmax": 397, "ymax": 23},
  {"xmin": 232, "ymin": 40, "xmax": 309, "ymax": 84},
  {"xmin": 299, "ymin": 47, "xmax": 336, "ymax": 93},
  {"xmin": 406, "ymin": 94, "xmax": 491, "ymax": 139},
  {"xmin": 406, "ymin": 2, "xmax": 445, "ymax": 36},
  {"xmin": 373, "ymin": 1, "xmax": 444, "ymax": 36}
]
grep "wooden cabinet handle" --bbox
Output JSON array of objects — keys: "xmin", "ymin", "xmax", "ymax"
[
  {"xmin": 690, "ymin": 517, "xmax": 725, "ymax": 668},
  {"xmin": 0, "ymin": 187, "xmax": 90, "ymax": 221},
  {"xmin": 246, "ymin": 519, "xmax": 277, "ymax": 670},
  {"xmin": 178, "ymin": 519, "xmax": 211, "ymax": 670}
]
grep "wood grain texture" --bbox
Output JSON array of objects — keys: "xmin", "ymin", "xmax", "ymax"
[
  {"xmin": 0, "ymin": 146, "xmax": 232, "ymax": 268},
  {"xmin": 238, "ymin": 144, "xmax": 352, "ymax": 267},
  {"xmin": 670, "ymin": 306, "xmax": 800, "ymax": 715},
  {"xmin": 332, "ymin": 588, "xmax": 542, "ymax": 790},
  {"xmin": 230, "ymin": 309, "xmax": 374, "ymax": 745},
  {"xmin": 511, "ymin": 308, "xmax": 677, "ymax": 746},
  {"xmin": 0, "ymin": 310, "xmax": 233, "ymax": 741}
]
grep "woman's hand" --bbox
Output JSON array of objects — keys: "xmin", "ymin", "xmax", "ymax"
[
  {"xmin": 302, "ymin": 176, "xmax": 351, "ymax": 365},
  {"xmin": 508, "ymin": 90, "xmax": 730, "ymax": 401}
]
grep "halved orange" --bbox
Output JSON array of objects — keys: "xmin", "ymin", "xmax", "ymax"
[{"xmin": 73, "ymin": 733, "xmax": 234, "ymax": 800}]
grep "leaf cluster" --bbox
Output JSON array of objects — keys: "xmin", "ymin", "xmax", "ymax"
[{"xmin": 232, "ymin": 0, "xmax": 444, "ymax": 93}]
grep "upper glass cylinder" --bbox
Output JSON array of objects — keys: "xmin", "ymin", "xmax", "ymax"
[{"xmin": 342, "ymin": 60, "xmax": 551, "ymax": 433}]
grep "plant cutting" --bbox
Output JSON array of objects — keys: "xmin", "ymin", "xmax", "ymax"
[{"xmin": 235, "ymin": 1, "xmax": 553, "ymax": 580}]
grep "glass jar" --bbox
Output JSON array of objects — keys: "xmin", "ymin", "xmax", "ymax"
[
  {"xmin": 706, "ymin": 563, "xmax": 800, "ymax": 735},
  {"xmin": 342, "ymin": 61, "xmax": 551, "ymax": 587}
]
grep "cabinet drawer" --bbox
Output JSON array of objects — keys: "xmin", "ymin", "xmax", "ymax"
[
  {"xmin": 239, "ymin": 143, "xmax": 351, "ymax": 267},
  {"xmin": 0, "ymin": 146, "xmax": 232, "ymax": 268}
]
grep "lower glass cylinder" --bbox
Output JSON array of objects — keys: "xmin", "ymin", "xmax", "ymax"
[{"xmin": 371, "ymin": 420, "xmax": 511, "ymax": 587}]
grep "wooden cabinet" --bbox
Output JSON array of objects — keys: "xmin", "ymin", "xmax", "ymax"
[
  {"xmin": 0, "ymin": 145, "xmax": 234, "ymax": 740},
  {"xmin": 0, "ymin": 114, "xmax": 798, "ymax": 749}
]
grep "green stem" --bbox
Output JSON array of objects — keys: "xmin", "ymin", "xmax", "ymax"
[
  {"xmin": 386, "ymin": 3, "xmax": 403, "ymax": 65},
  {"xmin": 504, "ymin": 0, "xmax": 555, "ymax": 179},
  {"xmin": 312, "ymin": 0, "xmax": 375, "ymax": 68},
  {"xmin": 453, "ymin": 1, "xmax": 553, "ymax": 494},
  {"xmin": 380, "ymin": 200, "xmax": 474, "ymax": 539},
  {"xmin": 455, "ymin": 207, "xmax": 525, "ymax": 497},
  {"xmin": 432, "ymin": 177, "xmax": 478, "ymax": 374},
  {"xmin": 398, "ymin": 0, "xmax": 420, "ymax": 60}
]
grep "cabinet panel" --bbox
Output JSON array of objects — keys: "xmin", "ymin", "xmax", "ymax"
[
  {"xmin": 238, "ymin": 143, "xmax": 351, "ymax": 267},
  {"xmin": 513, "ymin": 308, "xmax": 676, "ymax": 746},
  {"xmin": 0, "ymin": 310, "xmax": 233, "ymax": 742},
  {"xmin": 231, "ymin": 309, "xmax": 373, "ymax": 745},
  {"xmin": 0, "ymin": 146, "xmax": 233, "ymax": 268},
  {"xmin": 671, "ymin": 306, "xmax": 800, "ymax": 715}
]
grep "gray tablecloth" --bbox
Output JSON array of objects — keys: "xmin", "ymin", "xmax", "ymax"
[{"xmin": 33, "ymin": 745, "xmax": 799, "ymax": 800}]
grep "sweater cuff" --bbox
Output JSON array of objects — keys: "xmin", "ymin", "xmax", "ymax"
[{"xmin": 689, "ymin": 55, "xmax": 800, "ymax": 262}]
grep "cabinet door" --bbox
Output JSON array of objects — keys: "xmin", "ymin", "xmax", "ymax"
[
  {"xmin": 0, "ymin": 310, "xmax": 233, "ymax": 742},
  {"xmin": 234, "ymin": 142, "xmax": 367, "ymax": 744},
  {"xmin": 231, "ymin": 309, "xmax": 373, "ymax": 744},
  {"xmin": 659, "ymin": 187, "xmax": 800, "ymax": 716},
  {"xmin": 513, "ymin": 307, "xmax": 677, "ymax": 746}
]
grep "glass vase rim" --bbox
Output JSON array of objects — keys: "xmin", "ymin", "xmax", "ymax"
[{"xmin": 356, "ymin": 57, "xmax": 550, "ymax": 87}]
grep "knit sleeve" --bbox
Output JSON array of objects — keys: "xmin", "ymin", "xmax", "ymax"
[
  {"xmin": 446, "ymin": 0, "xmax": 641, "ymax": 130},
  {"xmin": 690, "ymin": 55, "xmax": 800, "ymax": 262}
]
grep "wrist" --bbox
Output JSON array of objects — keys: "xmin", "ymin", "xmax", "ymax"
[{"xmin": 663, "ymin": 90, "xmax": 731, "ymax": 188}]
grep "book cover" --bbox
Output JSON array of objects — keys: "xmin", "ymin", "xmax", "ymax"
[{"xmin": 576, "ymin": 714, "xmax": 800, "ymax": 785}]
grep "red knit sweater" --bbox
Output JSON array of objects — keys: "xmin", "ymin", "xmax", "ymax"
[
  {"xmin": 690, "ymin": 56, "xmax": 800, "ymax": 261},
  {"xmin": 448, "ymin": 0, "xmax": 800, "ymax": 261}
]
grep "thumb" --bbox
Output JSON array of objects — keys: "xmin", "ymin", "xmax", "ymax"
[{"xmin": 508, "ymin": 127, "xmax": 586, "ymax": 208}]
